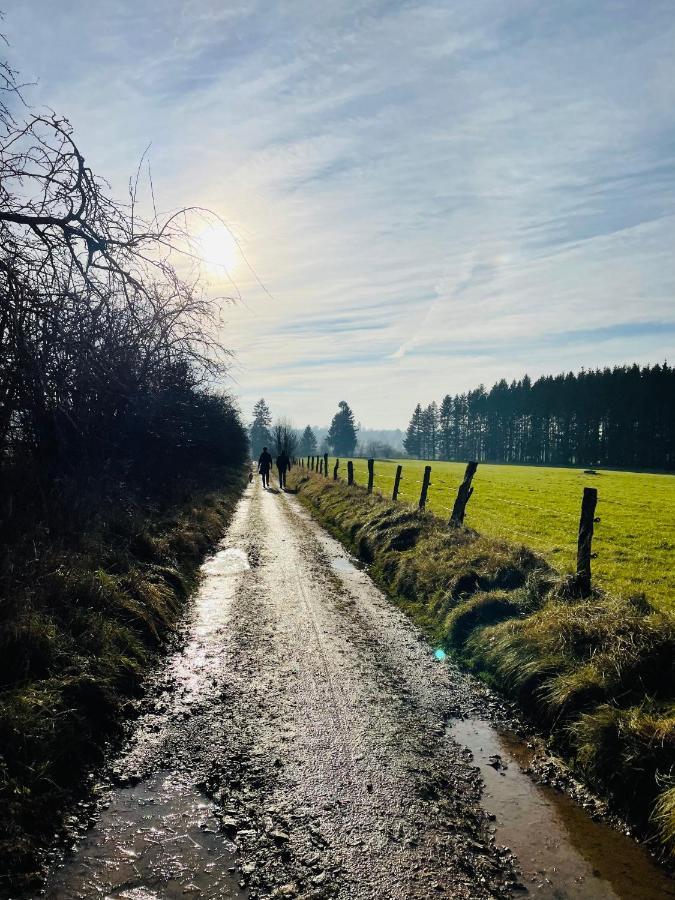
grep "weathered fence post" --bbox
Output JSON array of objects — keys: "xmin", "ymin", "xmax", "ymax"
[
  {"xmin": 333, "ymin": 459, "xmax": 340, "ymax": 480},
  {"xmin": 324, "ymin": 453, "xmax": 329, "ymax": 477},
  {"xmin": 306, "ymin": 455, "xmax": 310, "ymax": 469},
  {"xmin": 449, "ymin": 461, "xmax": 478, "ymax": 526},
  {"xmin": 347, "ymin": 461, "xmax": 354, "ymax": 486},
  {"xmin": 576, "ymin": 487, "xmax": 598, "ymax": 594},
  {"xmin": 367, "ymin": 458, "xmax": 374, "ymax": 493},
  {"xmin": 419, "ymin": 465, "xmax": 432, "ymax": 509},
  {"xmin": 320, "ymin": 457, "xmax": 324, "ymax": 475},
  {"xmin": 392, "ymin": 464, "xmax": 403, "ymax": 501}
]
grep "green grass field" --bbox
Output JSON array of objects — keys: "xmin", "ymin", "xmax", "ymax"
[{"xmin": 325, "ymin": 458, "xmax": 675, "ymax": 611}]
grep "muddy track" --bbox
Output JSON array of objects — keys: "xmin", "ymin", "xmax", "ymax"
[
  {"xmin": 39, "ymin": 480, "xmax": 674, "ymax": 899},
  {"xmin": 40, "ymin": 480, "xmax": 517, "ymax": 899}
]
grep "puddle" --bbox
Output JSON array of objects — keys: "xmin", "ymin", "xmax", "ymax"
[
  {"xmin": 203, "ymin": 547, "xmax": 250, "ymax": 577},
  {"xmin": 329, "ymin": 551, "xmax": 366, "ymax": 577},
  {"xmin": 452, "ymin": 719, "xmax": 675, "ymax": 899},
  {"xmin": 42, "ymin": 773, "xmax": 245, "ymax": 899},
  {"xmin": 330, "ymin": 555, "xmax": 357, "ymax": 574}
]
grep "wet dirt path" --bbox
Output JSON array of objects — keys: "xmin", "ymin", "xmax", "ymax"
[{"xmin": 40, "ymin": 479, "xmax": 674, "ymax": 899}]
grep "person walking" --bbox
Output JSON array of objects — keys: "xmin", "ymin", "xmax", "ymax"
[
  {"xmin": 276, "ymin": 449, "xmax": 291, "ymax": 490},
  {"xmin": 258, "ymin": 446, "xmax": 273, "ymax": 488}
]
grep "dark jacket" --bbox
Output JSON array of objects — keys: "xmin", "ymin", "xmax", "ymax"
[
  {"xmin": 276, "ymin": 451, "xmax": 290, "ymax": 471},
  {"xmin": 258, "ymin": 450, "xmax": 273, "ymax": 472}
]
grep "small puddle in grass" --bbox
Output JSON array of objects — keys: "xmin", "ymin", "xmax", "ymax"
[{"xmin": 452, "ymin": 719, "xmax": 675, "ymax": 899}]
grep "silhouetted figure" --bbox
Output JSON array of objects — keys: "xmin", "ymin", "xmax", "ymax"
[
  {"xmin": 258, "ymin": 447, "xmax": 273, "ymax": 488},
  {"xmin": 276, "ymin": 450, "xmax": 290, "ymax": 490}
]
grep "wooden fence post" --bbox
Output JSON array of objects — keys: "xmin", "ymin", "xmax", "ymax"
[
  {"xmin": 347, "ymin": 461, "xmax": 354, "ymax": 485},
  {"xmin": 449, "ymin": 461, "xmax": 478, "ymax": 526},
  {"xmin": 367, "ymin": 458, "xmax": 374, "ymax": 493},
  {"xmin": 392, "ymin": 464, "xmax": 403, "ymax": 501},
  {"xmin": 419, "ymin": 465, "xmax": 432, "ymax": 509},
  {"xmin": 320, "ymin": 457, "xmax": 324, "ymax": 475},
  {"xmin": 333, "ymin": 459, "xmax": 340, "ymax": 480},
  {"xmin": 324, "ymin": 453, "xmax": 329, "ymax": 477},
  {"xmin": 576, "ymin": 487, "xmax": 598, "ymax": 594}
]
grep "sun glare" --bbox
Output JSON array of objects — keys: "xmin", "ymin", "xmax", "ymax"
[{"xmin": 196, "ymin": 224, "xmax": 239, "ymax": 274}]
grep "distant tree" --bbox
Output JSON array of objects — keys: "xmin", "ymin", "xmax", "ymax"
[
  {"xmin": 271, "ymin": 418, "xmax": 298, "ymax": 457},
  {"xmin": 299, "ymin": 425, "xmax": 317, "ymax": 456},
  {"xmin": 250, "ymin": 398, "xmax": 272, "ymax": 458},
  {"xmin": 327, "ymin": 401, "xmax": 358, "ymax": 456},
  {"xmin": 362, "ymin": 440, "xmax": 398, "ymax": 459},
  {"xmin": 439, "ymin": 394, "xmax": 453, "ymax": 460},
  {"xmin": 421, "ymin": 401, "xmax": 439, "ymax": 460},
  {"xmin": 403, "ymin": 404, "xmax": 423, "ymax": 458}
]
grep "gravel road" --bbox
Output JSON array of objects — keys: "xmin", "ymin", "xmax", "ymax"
[{"xmin": 43, "ymin": 479, "xmax": 522, "ymax": 899}]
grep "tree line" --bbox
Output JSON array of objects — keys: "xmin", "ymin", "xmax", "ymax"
[{"xmin": 403, "ymin": 364, "xmax": 674, "ymax": 470}]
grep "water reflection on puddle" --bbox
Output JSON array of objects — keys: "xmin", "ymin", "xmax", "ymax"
[
  {"xmin": 329, "ymin": 552, "xmax": 366, "ymax": 577},
  {"xmin": 43, "ymin": 774, "xmax": 245, "ymax": 899},
  {"xmin": 452, "ymin": 718, "xmax": 675, "ymax": 899}
]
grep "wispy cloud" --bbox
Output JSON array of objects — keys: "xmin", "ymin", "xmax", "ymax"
[{"xmin": 5, "ymin": 0, "xmax": 675, "ymax": 426}]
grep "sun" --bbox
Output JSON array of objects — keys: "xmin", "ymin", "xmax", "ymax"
[{"xmin": 196, "ymin": 224, "xmax": 239, "ymax": 274}]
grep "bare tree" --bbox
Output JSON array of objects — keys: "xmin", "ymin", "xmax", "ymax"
[
  {"xmin": 0, "ymin": 45, "xmax": 244, "ymax": 522},
  {"xmin": 271, "ymin": 419, "xmax": 298, "ymax": 457}
]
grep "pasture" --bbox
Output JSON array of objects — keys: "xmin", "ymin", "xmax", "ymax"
[{"xmin": 327, "ymin": 458, "xmax": 675, "ymax": 611}]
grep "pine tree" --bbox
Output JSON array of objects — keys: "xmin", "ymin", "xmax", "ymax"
[
  {"xmin": 299, "ymin": 425, "xmax": 317, "ymax": 456},
  {"xmin": 250, "ymin": 398, "xmax": 272, "ymax": 458},
  {"xmin": 439, "ymin": 395, "xmax": 453, "ymax": 460},
  {"xmin": 403, "ymin": 404, "xmax": 423, "ymax": 458},
  {"xmin": 327, "ymin": 401, "xmax": 358, "ymax": 456},
  {"xmin": 423, "ymin": 401, "xmax": 439, "ymax": 460}
]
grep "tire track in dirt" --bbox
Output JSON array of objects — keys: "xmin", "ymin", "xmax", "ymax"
[{"xmin": 214, "ymin": 482, "xmax": 517, "ymax": 899}]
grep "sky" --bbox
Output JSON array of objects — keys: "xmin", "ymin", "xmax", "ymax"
[{"xmin": 4, "ymin": 0, "xmax": 675, "ymax": 428}]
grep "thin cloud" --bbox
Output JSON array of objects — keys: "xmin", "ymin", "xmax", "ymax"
[{"xmin": 4, "ymin": 0, "xmax": 674, "ymax": 426}]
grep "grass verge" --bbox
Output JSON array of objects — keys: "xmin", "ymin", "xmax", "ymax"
[
  {"xmin": 0, "ymin": 468, "xmax": 246, "ymax": 892},
  {"xmin": 289, "ymin": 470, "xmax": 675, "ymax": 859}
]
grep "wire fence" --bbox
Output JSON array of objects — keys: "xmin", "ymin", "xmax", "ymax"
[{"xmin": 295, "ymin": 453, "xmax": 599, "ymax": 591}]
